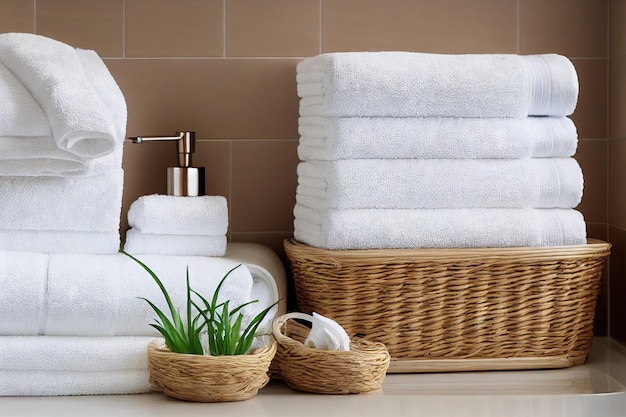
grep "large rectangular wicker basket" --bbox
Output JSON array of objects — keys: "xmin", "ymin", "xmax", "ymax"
[{"xmin": 284, "ymin": 238, "xmax": 611, "ymax": 373}]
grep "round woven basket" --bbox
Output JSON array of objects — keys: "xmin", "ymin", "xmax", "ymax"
[
  {"xmin": 147, "ymin": 338, "xmax": 276, "ymax": 402},
  {"xmin": 272, "ymin": 312, "xmax": 390, "ymax": 394}
]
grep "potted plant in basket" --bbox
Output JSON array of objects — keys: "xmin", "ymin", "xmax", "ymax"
[{"xmin": 122, "ymin": 251, "xmax": 278, "ymax": 403}]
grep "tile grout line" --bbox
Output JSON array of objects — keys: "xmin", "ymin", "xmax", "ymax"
[
  {"xmin": 33, "ymin": 0, "xmax": 36, "ymax": 33},
  {"xmin": 222, "ymin": 0, "xmax": 227, "ymax": 58},
  {"xmin": 319, "ymin": 0, "xmax": 323, "ymax": 53}
]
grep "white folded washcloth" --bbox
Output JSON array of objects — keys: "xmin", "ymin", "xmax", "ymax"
[
  {"xmin": 0, "ymin": 251, "xmax": 48, "ymax": 335},
  {"xmin": 40, "ymin": 253, "xmax": 253, "ymax": 336},
  {"xmin": 298, "ymin": 116, "xmax": 578, "ymax": 160},
  {"xmin": 293, "ymin": 205, "xmax": 587, "ymax": 249},
  {"xmin": 124, "ymin": 228, "xmax": 227, "ymax": 257},
  {"xmin": 0, "ymin": 336, "xmax": 153, "ymax": 371},
  {"xmin": 0, "ymin": 168, "xmax": 123, "ymax": 232},
  {"xmin": 0, "ymin": 369, "xmax": 150, "ymax": 396},
  {"xmin": 297, "ymin": 52, "xmax": 578, "ymax": 118},
  {"xmin": 297, "ymin": 158, "xmax": 583, "ymax": 210},
  {"xmin": 0, "ymin": 230, "xmax": 121, "ymax": 254},
  {"xmin": 128, "ymin": 194, "xmax": 229, "ymax": 236},
  {"xmin": 0, "ymin": 33, "xmax": 124, "ymax": 158}
]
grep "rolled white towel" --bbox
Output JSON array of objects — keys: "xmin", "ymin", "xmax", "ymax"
[
  {"xmin": 128, "ymin": 194, "xmax": 228, "ymax": 236},
  {"xmin": 298, "ymin": 116, "xmax": 578, "ymax": 160},
  {"xmin": 0, "ymin": 33, "xmax": 123, "ymax": 158},
  {"xmin": 296, "ymin": 158, "xmax": 583, "ymax": 210},
  {"xmin": 293, "ymin": 205, "xmax": 587, "ymax": 250},
  {"xmin": 0, "ymin": 251, "xmax": 48, "ymax": 335},
  {"xmin": 297, "ymin": 52, "xmax": 578, "ymax": 118},
  {"xmin": 124, "ymin": 228, "xmax": 227, "ymax": 257},
  {"xmin": 0, "ymin": 168, "xmax": 123, "ymax": 232},
  {"xmin": 0, "ymin": 230, "xmax": 120, "ymax": 254},
  {"xmin": 0, "ymin": 369, "xmax": 150, "ymax": 396}
]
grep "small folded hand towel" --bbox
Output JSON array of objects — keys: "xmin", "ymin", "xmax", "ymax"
[
  {"xmin": 296, "ymin": 158, "xmax": 583, "ymax": 210},
  {"xmin": 298, "ymin": 116, "xmax": 578, "ymax": 160},
  {"xmin": 297, "ymin": 52, "xmax": 578, "ymax": 118},
  {"xmin": 128, "ymin": 194, "xmax": 228, "ymax": 236},
  {"xmin": 124, "ymin": 228, "xmax": 227, "ymax": 257},
  {"xmin": 293, "ymin": 205, "xmax": 587, "ymax": 250},
  {"xmin": 0, "ymin": 33, "xmax": 125, "ymax": 158}
]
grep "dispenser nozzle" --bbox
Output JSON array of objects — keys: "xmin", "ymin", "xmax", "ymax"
[{"xmin": 128, "ymin": 131, "xmax": 195, "ymax": 168}]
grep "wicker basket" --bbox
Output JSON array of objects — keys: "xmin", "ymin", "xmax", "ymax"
[
  {"xmin": 272, "ymin": 312, "xmax": 390, "ymax": 394},
  {"xmin": 284, "ymin": 238, "xmax": 611, "ymax": 373},
  {"xmin": 147, "ymin": 339, "xmax": 276, "ymax": 402}
]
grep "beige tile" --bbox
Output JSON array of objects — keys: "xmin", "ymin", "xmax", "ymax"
[
  {"xmin": 0, "ymin": 0, "xmax": 34, "ymax": 33},
  {"xmin": 226, "ymin": 0, "xmax": 319, "ymax": 57},
  {"xmin": 125, "ymin": 0, "xmax": 223, "ymax": 58},
  {"xmin": 230, "ymin": 140, "xmax": 298, "ymax": 233},
  {"xmin": 520, "ymin": 0, "xmax": 607, "ymax": 56},
  {"xmin": 571, "ymin": 59, "xmax": 608, "ymax": 140},
  {"xmin": 610, "ymin": 54, "xmax": 626, "ymax": 139},
  {"xmin": 105, "ymin": 58, "xmax": 299, "ymax": 140},
  {"xmin": 36, "ymin": 0, "xmax": 123, "ymax": 57},
  {"xmin": 192, "ymin": 140, "xmax": 231, "ymax": 201},
  {"xmin": 610, "ymin": 0, "xmax": 626, "ymax": 56},
  {"xmin": 322, "ymin": 0, "xmax": 517, "ymax": 54},
  {"xmin": 575, "ymin": 140, "xmax": 608, "ymax": 223},
  {"xmin": 609, "ymin": 139, "xmax": 626, "ymax": 227},
  {"xmin": 608, "ymin": 225, "xmax": 626, "ymax": 344}
]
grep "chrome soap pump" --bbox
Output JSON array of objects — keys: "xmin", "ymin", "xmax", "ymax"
[{"xmin": 128, "ymin": 131, "xmax": 205, "ymax": 197}]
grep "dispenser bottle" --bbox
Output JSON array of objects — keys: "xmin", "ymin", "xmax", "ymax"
[{"xmin": 128, "ymin": 131, "xmax": 205, "ymax": 197}]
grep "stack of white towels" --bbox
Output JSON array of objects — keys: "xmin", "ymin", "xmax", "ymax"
[
  {"xmin": 0, "ymin": 33, "xmax": 257, "ymax": 396},
  {"xmin": 294, "ymin": 51, "xmax": 586, "ymax": 250}
]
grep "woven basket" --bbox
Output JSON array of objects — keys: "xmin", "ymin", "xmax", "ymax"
[
  {"xmin": 284, "ymin": 238, "xmax": 611, "ymax": 373},
  {"xmin": 272, "ymin": 312, "xmax": 390, "ymax": 394},
  {"xmin": 147, "ymin": 339, "xmax": 276, "ymax": 402}
]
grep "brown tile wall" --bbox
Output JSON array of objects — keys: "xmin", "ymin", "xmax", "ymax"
[{"xmin": 0, "ymin": 0, "xmax": 617, "ymax": 334}]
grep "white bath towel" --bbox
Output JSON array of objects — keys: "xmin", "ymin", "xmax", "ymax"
[
  {"xmin": 0, "ymin": 369, "xmax": 150, "ymax": 396},
  {"xmin": 297, "ymin": 116, "xmax": 578, "ymax": 161},
  {"xmin": 128, "ymin": 194, "xmax": 229, "ymax": 236},
  {"xmin": 296, "ymin": 158, "xmax": 583, "ymax": 210},
  {"xmin": 293, "ymin": 205, "xmax": 587, "ymax": 250},
  {"xmin": 0, "ymin": 230, "xmax": 121, "ymax": 254},
  {"xmin": 0, "ymin": 251, "xmax": 48, "ymax": 335},
  {"xmin": 0, "ymin": 168, "xmax": 123, "ymax": 232},
  {"xmin": 124, "ymin": 228, "xmax": 227, "ymax": 257},
  {"xmin": 297, "ymin": 52, "xmax": 578, "ymax": 118},
  {"xmin": 0, "ymin": 33, "xmax": 123, "ymax": 158},
  {"xmin": 0, "ymin": 336, "xmax": 153, "ymax": 371},
  {"xmin": 41, "ymin": 253, "xmax": 253, "ymax": 336}
]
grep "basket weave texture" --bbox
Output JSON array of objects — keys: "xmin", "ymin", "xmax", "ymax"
[
  {"xmin": 284, "ymin": 238, "xmax": 611, "ymax": 369},
  {"xmin": 147, "ymin": 339, "xmax": 276, "ymax": 402},
  {"xmin": 272, "ymin": 312, "xmax": 390, "ymax": 394}
]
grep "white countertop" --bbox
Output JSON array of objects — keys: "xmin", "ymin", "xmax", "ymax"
[{"xmin": 2, "ymin": 337, "xmax": 625, "ymax": 417}]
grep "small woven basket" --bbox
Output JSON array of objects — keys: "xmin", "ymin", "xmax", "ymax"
[
  {"xmin": 147, "ymin": 339, "xmax": 276, "ymax": 402},
  {"xmin": 284, "ymin": 238, "xmax": 611, "ymax": 373},
  {"xmin": 272, "ymin": 312, "xmax": 390, "ymax": 394}
]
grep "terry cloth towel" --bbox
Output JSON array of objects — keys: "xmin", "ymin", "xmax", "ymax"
[
  {"xmin": 40, "ymin": 253, "xmax": 254, "ymax": 336},
  {"xmin": 0, "ymin": 32, "xmax": 125, "ymax": 158},
  {"xmin": 0, "ymin": 369, "xmax": 150, "ymax": 396},
  {"xmin": 124, "ymin": 228, "xmax": 227, "ymax": 257},
  {"xmin": 0, "ymin": 168, "xmax": 123, "ymax": 232},
  {"xmin": 128, "ymin": 194, "xmax": 228, "ymax": 236},
  {"xmin": 0, "ymin": 251, "xmax": 48, "ymax": 335},
  {"xmin": 0, "ymin": 230, "xmax": 120, "ymax": 254},
  {"xmin": 297, "ymin": 52, "xmax": 578, "ymax": 118},
  {"xmin": 293, "ymin": 205, "xmax": 587, "ymax": 250},
  {"xmin": 296, "ymin": 158, "xmax": 583, "ymax": 210},
  {"xmin": 297, "ymin": 116, "xmax": 578, "ymax": 161}
]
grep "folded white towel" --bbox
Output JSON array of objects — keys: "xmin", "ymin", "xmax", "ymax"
[
  {"xmin": 0, "ymin": 251, "xmax": 48, "ymax": 335},
  {"xmin": 41, "ymin": 253, "xmax": 253, "ymax": 336},
  {"xmin": 0, "ymin": 33, "xmax": 123, "ymax": 158},
  {"xmin": 0, "ymin": 168, "xmax": 123, "ymax": 232},
  {"xmin": 297, "ymin": 158, "xmax": 583, "ymax": 210},
  {"xmin": 0, "ymin": 336, "xmax": 153, "ymax": 371},
  {"xmin": 293, "ymin": 205, "xmax": 587, "ymax": 249},
  {"xmin": 128, "ymin": 194, "xmax": 229, "ymax": 236},
  {"xmin": 297, "ymin": 52, "xmax": 578, "ymax": 118},
  {"xmin": 124, "ymin": 228, "xmax": 227, "ymax": 257},
  {"xmin": 0, "ymin": 230, "xmax": 120, "ymax": 254},
  {"xmin": 298, "ymin": 116, "xmax": 578, "ymax": 160},
  {"xmin": 0, "ymin": 369, "xmax": 150, "ymax": 396}
]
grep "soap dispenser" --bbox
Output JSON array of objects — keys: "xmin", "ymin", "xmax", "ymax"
[{"xmin": 128, "ymin": 131, "xmax": 205, "ymax": 197}]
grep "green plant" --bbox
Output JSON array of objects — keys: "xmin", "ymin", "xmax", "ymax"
[{"xmin": 122, "ymin": 250, "xmax": 277, "ymax": 356}]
